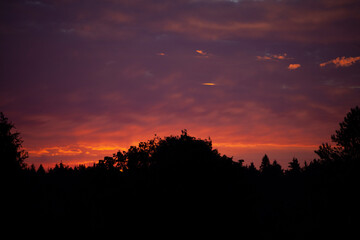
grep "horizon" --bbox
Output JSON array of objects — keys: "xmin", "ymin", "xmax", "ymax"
[
  {"xmin": 1, "ymin": 0, "xmax": 359, "ymax": 169},
  {"xmin": 22, "ymin": 129, "xmax": 321, "ymax": 170}
]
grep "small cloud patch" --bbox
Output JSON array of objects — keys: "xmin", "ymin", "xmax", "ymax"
[
  {"xmin": 196, "ymin": 50, "xmax": 210, "ymax": 58},
  {"xmin": 288, "ymin": 64, "xmax": 301, "ymax": 70}
]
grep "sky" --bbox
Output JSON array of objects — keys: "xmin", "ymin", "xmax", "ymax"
[{"xmin": 1, "ymin": 0, "xmax": 360, "ymax": 169}]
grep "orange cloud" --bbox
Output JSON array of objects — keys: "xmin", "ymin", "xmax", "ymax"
[
  {"xmin": 196, "ymin": 49, "xmax": 210, "ymax": 57},
  {"xmin": 196, "ymin": 50, "xmax": 206, "ymax": 55},
  {"xmin": 320, "ymin": 56, "xmax": 360, "ymax": 67},
  {"xmin": 26, "ymin": 144, "xmax": 130, "ymax": 168},
  {"xmin": 28, "ymin": 146, "xmax": 83, "ymax": 157},
  {"xmin": 82, "ymin": 144, "xmax": 128, "ymax": 152},
  {"xmin": 257, "ymin": 53, "xmax": 290, "ymax": 61},
  {"xmin": 202, "ymin": 83, "xmax": 216, "ymax": 86},
  {"xmin": 256, "ymin": 56, "xmax": 272, "ymax": 60},
  {"xmin": 213, "ymin": 142, "xmax": 318, "ymax": 150},
  {"xmin": 273, "ymin": 53, "xmax": 288, "ymax": 60},
  {"xmin": 288, "ymin": 64, "xmax": 301, "ymax": 70}
]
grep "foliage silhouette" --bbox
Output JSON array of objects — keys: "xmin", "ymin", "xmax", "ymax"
[
  {"xmin": 286, "ymin": 158, "xmax": 301, "ymax": 176},
  {"xmin": 260, "ymin": 154, "xmax": 270, "ymax": 172},
  {"xmin": 1, "ymin": 107, "xmax": 359, "ymax": 237},
  {"xmin": 0, "ymin": 112, "xmax": 28, "ymax": 175},
  {"xmin": 315, "ymin": 106, "xmax": 360, "ymax": 161}
]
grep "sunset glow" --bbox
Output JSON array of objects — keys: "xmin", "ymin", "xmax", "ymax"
[{"xmin": 1, "ymin": 0, "xmax": 359, "ymax": 169}]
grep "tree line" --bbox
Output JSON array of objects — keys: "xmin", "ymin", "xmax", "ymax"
[{"xmin": 1, "ymin": 107, "xmax": 359, "ymax": 238}]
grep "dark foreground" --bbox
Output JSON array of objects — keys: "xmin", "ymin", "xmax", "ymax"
[{"xmin": 5, "ymin": 155, "xmax": 358, "ymax": 238}]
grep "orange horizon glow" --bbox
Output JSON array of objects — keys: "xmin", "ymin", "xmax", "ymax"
[{"xmin": 24, "ymin": 130, "xmax": 321, "ymax": 169}]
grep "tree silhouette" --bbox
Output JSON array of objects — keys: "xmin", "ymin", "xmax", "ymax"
[
  {"xmin": 259, "ymin": 155, "xmax": 283, "ymax": 180},
  {"xmin": 332, "ymin": 106, "xmax": 360, "ymax": 159},
  {"xmin": 0, "ymin": 112, "xmax": 28, "ymax": 175},
  {"xmin": 286, "ymin": 158, "xmax": 301, "ymax": 176},
  {"xmin": 98, "ymin": 156, "xmax": 117, "ymax": 170},
  {"xmin": 151, "ymin": 129, "xmax": 224, "ymax": 171},
  {"xmin": 315, "ymin": 106, "xmax": 360, "ymax": 161},
  {"xmin": 37, "ymin": 164, "xmax": 45, "ymax": 175},
  {"xmin": 247, "ymin": 162, "xmax": 259, "ymax": 177},
  {"xmin": 260, "ymin": 154, "xmax": 270, "ymax": 172},
  {"xmin": 145, "ymin": 129, "xmax": 234, "ymax": 189},
  {"xmin": 114, "ymin": 150, "xmax": 127, "ymax": 171},
  {"xmin": 271, "ymin": 160, "xmax": 283, "ymax": 176},
  {"xmin": 124, "ymin": 137, "xmax": 159, "ymax": 172}
]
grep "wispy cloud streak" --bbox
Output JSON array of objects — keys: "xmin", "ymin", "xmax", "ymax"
[
  {"xmin": 320, "ymin": 56, "xmax": 360, "ymax": 67},
  {"xmin": 257, "ymin": 53, "xmax": 290, "ymax": 61}
]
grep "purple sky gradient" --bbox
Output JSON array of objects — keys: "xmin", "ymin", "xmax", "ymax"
[{"xmin": 1, "ymin": 0, "xmax": 360, "ymax": 168}]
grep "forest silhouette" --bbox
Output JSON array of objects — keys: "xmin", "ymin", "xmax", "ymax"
[{"xmin": 2, "ymin": 107, "xmax": 359, "ymax": 238}]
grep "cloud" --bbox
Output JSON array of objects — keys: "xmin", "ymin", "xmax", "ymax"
[
  {"xmin": 272, "ymin": 53, "xmax": 289, "ymax": 60},
  {"xmin": 196, "ymin": 49, "xmax": 210, "ymax": 57},
  {"xmin": 257, "ymin": 56, "xmax": 272, "ymax": 60},
  {"xmin": 154, "ymin": 1, "xmax": 360, "ymax": 43},
  {"xmin": 196, "ymin": 50, "xmax": 206, "ymax": 55},
  {"xmin": 320, "ymin": 56, "xmax": 360, "ymax": 67},
  {"xmin": 257, "ymin": 53, "xmax": 290, "ymax": 61},
  {"xmin": 2, "ymin": 0, "xmax": 360, "ymax": 44},
  {"xmin": 202, "ymin": 83, "xmax": 216, "ymax": 86},
  {"xmin": 28, "ymin": 146, "xmax": 83, "ymax": 157},
  {"xmin": 288, "ymin": 64, "xmax": 301, "ymax": 70}
]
